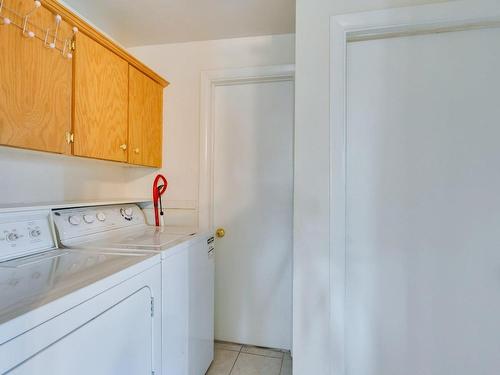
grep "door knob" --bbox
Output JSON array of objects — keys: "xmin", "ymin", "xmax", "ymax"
[
  {"xmin": 216, "ymin": 228, "xmax": 225, "ymax": 238},
  {"xmin": 134, "ymin": 148, "xmax": 140, "ymax": 154},
  {"xmin": 120, "ymin": 144, "xmax": 127, "ymax": 150}
]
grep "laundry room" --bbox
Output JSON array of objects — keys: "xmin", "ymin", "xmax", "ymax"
[{"xmin": 2, "ymin": 0, "xmax": 500, "ymax": 375}]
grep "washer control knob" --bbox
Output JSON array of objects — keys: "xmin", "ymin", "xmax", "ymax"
[
  {"xmin": 7, "ymin": 232, "xmax": 19, "ymax": 242},
  {"xmin": 96, "ymin": 212, "xmax": 106, "ymax": 222},
  {"xmin": 30, "ymin": 229, "xmax": 41, "ymax": 238},
  {"xmin": 83, "ymin": 214, "xmax": 95, "ymax": 224},
  {"xmin": 120, "ymin": 207, "xmax": 134, "ymax": 220},
  {"xmin": 68, "ymin": 215, "xmax": 81, "ymax": 226}
]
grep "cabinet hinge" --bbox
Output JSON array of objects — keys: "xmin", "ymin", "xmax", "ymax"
[
  {"xmin": 65, "ymin": 132, "xmax": 74, "ymax": 144},
  {"xmin": 71, "ymin": 40, "xmax": 76, "ymax": 51},
  {"xmin": 150, "ymin": 297, "xmax": 154, "ymax": 317}
]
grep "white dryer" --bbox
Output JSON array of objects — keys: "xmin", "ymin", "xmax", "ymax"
[
  {"xmin": 0, "ymin": 208, "xmax": 162, "ymax": 375},
  {"xmin": 52, "ymin": 203, "xmax": 215, "ymax": 375}
]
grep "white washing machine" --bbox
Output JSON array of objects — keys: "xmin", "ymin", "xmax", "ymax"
[
  {"xmin": 0, "ymin": 208, "xmax": 162, "ymax": 374},
  {"xmin": 52, "ymin": 203, "xmax": 215, "ymax": 375}
]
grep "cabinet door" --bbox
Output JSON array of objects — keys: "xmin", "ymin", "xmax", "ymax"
[
  {"xmin": 74, "ymin": 33, "xmax": 128, "ymax": 162},
  {"xmin": 0, "ymin": 2, "xmax": 72, "ymax": 154},
  {"xmin": 128, "ymin": 66, "xmax": 163, "ymax": 167}
]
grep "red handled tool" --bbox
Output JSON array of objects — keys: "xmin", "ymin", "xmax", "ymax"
[{"xmin": 152, "ymin": 174, "xmax": 168, "ymax": 226}]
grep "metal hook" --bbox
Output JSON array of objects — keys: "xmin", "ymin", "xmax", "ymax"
[
  {"xmin": 63, "ymin": 26, "xmax": 78, "ymax": 59},
  {"xmin": 44, "ymin": 13, "xmax": 61, "ymax": 49},
  {"xmin": 61, "ymin": 39, "xmax": 68, "ymax": 55},
  {"xmin": 0, "ymin": 0, "xmax": 77, "ymax": 57},
  {"xmin": 62, "ymin": 39, "xmax": 72, "ymax": 59},
  {"xmin": 22, "ymin": 0, "xmax": 41, "ymax": 38},
  {"xmin": 0, "ymin": 0, "xmax": 11, "ymax": 25},
  {"xmin": 43, "ymin": 28, "xmax": 50, "ymax": 46},
  {"xmin": 52, "ymin": 14, "xmax": 61, "ymax": 45}
]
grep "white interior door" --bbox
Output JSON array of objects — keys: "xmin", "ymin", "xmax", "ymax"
[
  {"xmin": 213, "ymin": 79, "xmax": 294, "ymax": 350},
  {"xmin": 345, "ymin": 27, "xmax": 500, "ymax": 374}
]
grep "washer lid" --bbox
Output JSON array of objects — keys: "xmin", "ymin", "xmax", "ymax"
[
  {"xmin": 113, "ymin": 227, "xmax": 194, "ymax": 248},
  {"xmin": 0, "ymin": 249, "xmax": 156, "ymax": 325},
  {"xmin": 157, "ymin": 225, "xmax": 198, "ymax": 235},
  {"xmin": 78, "ymin": 226, "xmax": 195, "ymax": 250}
]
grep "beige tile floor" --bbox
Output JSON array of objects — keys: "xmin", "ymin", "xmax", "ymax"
[{"xmin": 207, "ymin": 341, "xmax": 292, "ymax": 375}]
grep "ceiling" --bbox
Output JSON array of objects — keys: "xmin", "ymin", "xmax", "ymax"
[{"xmin": 63, "ymin": 0, "xmax": 296, "ymax": 47}]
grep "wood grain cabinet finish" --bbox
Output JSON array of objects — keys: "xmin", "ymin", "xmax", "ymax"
[
  {"xmin": 0, "ymin": 1, "xmax": 73, "ymax": 154},
  {"xmin": 73, "ymin": 32, "xmax": 129, "ymax": 162},
  {"xmin": 1, "ymin": 0, "xmax": 167, "ymax": 165},
  {"xmin": 128, "ymin": 66, "xmax": 163, "ymax": 168}
]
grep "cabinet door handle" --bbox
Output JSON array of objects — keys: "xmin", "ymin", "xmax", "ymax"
[
  {"xmin": 120, "ymin": 144, "xmax": 127, "ymax": 150},
  {"xmin": 134, "ymin": 148, "xmax": 140, "ymax": 154}
]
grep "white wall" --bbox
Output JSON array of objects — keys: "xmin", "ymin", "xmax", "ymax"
[
  {"xmin": 127, "ymin": 34, "xmax": 295, "ymax": 225},
  {"xmin": 0, "ymin": 34, "xmax": 294, "ymax": 220},
  {"xmin": 293, "ymin": 0, "xmax": 450, "ymax": 374},
  {"xmin": 0, "ymin": 147, "xmax": 131, "ymax": 205}
]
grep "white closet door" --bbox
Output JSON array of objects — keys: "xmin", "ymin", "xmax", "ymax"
[{"xmin": 346, "ymin": 27, "xmax": 500, "ymax": 375}]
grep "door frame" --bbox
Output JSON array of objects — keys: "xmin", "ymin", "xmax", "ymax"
[
  {"xmin": 198, "ymin": 65, "xmax": 295, "ymax": 232},
  {"xmin": 329, "ymin": 1, "xmax": 500, "ymax": 374}
]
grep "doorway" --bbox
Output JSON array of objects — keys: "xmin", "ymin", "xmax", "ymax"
[{"xmin": 200, "ymin": 66, "xmax": 295, "ymax": 352}]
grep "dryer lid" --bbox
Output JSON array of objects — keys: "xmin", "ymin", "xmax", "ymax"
[{"xmin": 0, "ymin": 249, "xmax": 156, "ymax": 326}]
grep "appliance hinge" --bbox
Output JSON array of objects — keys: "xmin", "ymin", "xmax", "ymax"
[
  {"xmin": 150, "ymin": 297, "xmax": 154, "ymax": 317},
  {"xmin": 65, "ymin": 132, "xmax": 74, "ymax": 144}
]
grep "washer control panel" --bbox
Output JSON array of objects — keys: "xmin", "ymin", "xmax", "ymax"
[
  {"xmin": 53, "ymin": 204, "xmax": 146, "ymax": 242},
  {"xmin": 0, "ymin": 210, "xmax": 55, "ymax": 262}
]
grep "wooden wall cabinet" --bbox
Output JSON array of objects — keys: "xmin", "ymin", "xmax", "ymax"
[
  {"xmin": 0, "ymin": 0, "xmax": 168, "ymax": 167},
  {"xmin": 73, "ymin": 33, "xmax": 129, "ymax": 163},
  {"xmin": 0, "ymin": 2, "xmax": 73, "ymax": 155},
  {"xmin": 128, "ymin": 66, "xmax": 164, "ymax": 168}
]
